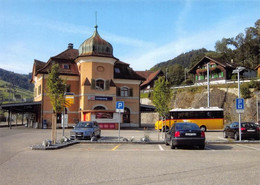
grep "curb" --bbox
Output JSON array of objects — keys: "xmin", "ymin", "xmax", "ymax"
[
  {"xmin": 31, "ymin": 139, "xmax": 259, "ymax": 150},
  {"xmin": 31, "ymin": 140, "xmax": 78, "ymax": 150}
]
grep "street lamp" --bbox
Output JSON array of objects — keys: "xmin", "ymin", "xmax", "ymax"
[
  {"xmin": 256, "ymin": 92, "xmax": 260, "ymax": 124},
  {"xmin": 232, "ymin": 66, "xmax": 245, "ymax": 141}
]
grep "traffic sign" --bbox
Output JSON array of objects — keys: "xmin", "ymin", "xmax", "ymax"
[
  {"xmin": 116, "ymin": 101, "xmax": 124, "ymax": 113},
  {"xmin": 236, "ymin": 98, "xmax": 244, "ymax": 113},
  {"xmin": 64, "ymin": 93, "xmax": 74, "ymax": 107}
]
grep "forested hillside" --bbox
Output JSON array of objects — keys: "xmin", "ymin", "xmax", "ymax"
[
  {"xmin": 0, "ymin": 68, "xmax": 33, "ymax": 91},
  {"xmin": 150, "ymin": 19, "xmax": 260, "ymax": 86}
]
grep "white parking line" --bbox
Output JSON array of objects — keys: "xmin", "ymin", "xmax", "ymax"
[
  {"xmin": 205, "ymin": 146, "xmax": 215, "ymax": 151},
  {"xmin": 217, "ymin": 137, "xmax": 228, "ymax": 141},
  {"xmin": 158, "ymin": 145, "xmax": 164, "ymax": 151},
  {"xmin": 236, "ymin": 144, "xmax": 260, "ymax": 151}
]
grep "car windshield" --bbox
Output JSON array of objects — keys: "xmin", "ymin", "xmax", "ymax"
[
  {"xmin": 176, "ymin": 123, "xmax": 199, "ymax": 130},
  {"xmin": 75, "ymin": 122, "xmax": 93, "ymax": 128}
]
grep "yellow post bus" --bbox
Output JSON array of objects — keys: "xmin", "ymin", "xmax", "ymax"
[{"xmin": 155, "ymin": 107, "xmax": 224, "ymax": 132}]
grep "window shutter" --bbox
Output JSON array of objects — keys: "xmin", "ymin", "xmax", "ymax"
[
  {"xmin": 129, "ymin": 88, "xmax": 133, "ymax": 97},
  {"xmin": 116, "ymin": 87, "xmax": 120, "ymax": 96},
  {"xmin": 91, "ymin": 79, "xmax": 96, "ymax": 89},
  {"xmin": 105, "ymin": 80, "xmax": 110, "ymax": 90}
]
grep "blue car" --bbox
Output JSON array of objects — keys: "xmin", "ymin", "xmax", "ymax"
[{"xmin": 70, "ymin": 121, "xmax": 101, "ymax": 140}]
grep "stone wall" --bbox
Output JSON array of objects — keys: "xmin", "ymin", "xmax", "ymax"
[{"xmin": 140, "ymin": 87, "xmax": 259, "ymax": 126}]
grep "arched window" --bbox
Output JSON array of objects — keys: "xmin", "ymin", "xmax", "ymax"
[
  {"xmin": 94, "ymin": 106, "xmax": 106, "ymax": 110},
  {"xmin": 121, "ymin": 87, "xmax": 128, "ymax": 97},
  {"xmin": 96, "ymin": 79, "xmax": 104, "ymax": 90}
]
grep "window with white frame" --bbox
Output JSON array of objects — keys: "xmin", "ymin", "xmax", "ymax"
[{"xmin": 121, "ymin": 87, "xmax": 128, "ymax": 97}]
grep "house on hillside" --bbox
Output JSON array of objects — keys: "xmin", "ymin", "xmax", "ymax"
[
  {"xmin": 188, "ymin": 56, "xmax": 256, "ymax": 84},
  {"xmin": 136, "ymin": 70, "xmax": 164, "ymax": 90},
  {"xmin": 31, "ymin": 25, "xmax": 145, "ymax": 129}
]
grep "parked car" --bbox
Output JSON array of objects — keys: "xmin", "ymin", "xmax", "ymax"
[
  {"xmin": 223, "ymin": 122, "xmax": 260, "ymax": 140},
  {"xmin": 70, "ymin": 121, "xmax": 101, "ymax": 140},
  {"xmin": 165, "ymin": 122, "xmax": 205, "ymax": 149}
]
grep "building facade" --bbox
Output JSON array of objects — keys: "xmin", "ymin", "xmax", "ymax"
[
  {"xmin": 188, "ymin": 56, "xmax": 256, "ymax": 85},
  {"xmin": 31, "ymin": 26, "xmax": 144, "ymax": 129}
]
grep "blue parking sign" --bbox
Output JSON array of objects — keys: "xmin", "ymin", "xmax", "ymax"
[
  {"xmin": 236, "ymin": 98, "xmax": 244, "ymax": 113},
  {"xmin": 116, "ymin": 101, "xmax": 124, "ymax": 112}
]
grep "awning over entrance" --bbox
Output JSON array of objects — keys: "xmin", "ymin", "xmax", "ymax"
[{"xmin": 1, "ymin": 101, "xmax": 42, "ymax": 113}]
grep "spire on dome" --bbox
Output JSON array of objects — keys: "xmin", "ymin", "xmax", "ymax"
[{"xmin": 78, "ymin": 25, "xmax": 113, "ymax": 57}]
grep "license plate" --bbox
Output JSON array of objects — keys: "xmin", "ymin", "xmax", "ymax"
[
  {"xmin": 247, "ymin": 130, "xmax": 255, "ymax": 132},
  {"xmin": 185, "ymin": 133, "xmax": 196, "ymax": 136}
]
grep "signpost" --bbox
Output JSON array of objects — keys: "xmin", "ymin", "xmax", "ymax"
[
  {"xmin": 236, "ymin": 98, "xmax": 244, "ymax": 114},
  {"xmin": 116, "ymin": 101, "xmax": 124, "ymax": 142},
  {"xmin": 63, "ymin": 93, "xmax": 74, "ymax": 136},
  {"xmin": 233, "ymin": 66, "xmax": 245, "ymax": 141}
]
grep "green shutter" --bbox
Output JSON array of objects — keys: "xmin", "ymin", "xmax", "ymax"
[
  {"xmin": 91, "ymin": 79, "xmax": 96, "ymax": 89},
  {"xmin": 128, "ymin": 88, "xmax": 133, "ymax": 97},
  {"xmin": 105, "ymin": 80, "xmax": 110, "ymax": 90},
  {"xmin": 116, "ymin": 87, "xmax": 120, "ymax": 96}
]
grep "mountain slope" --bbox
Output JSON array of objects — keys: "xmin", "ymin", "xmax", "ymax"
[
  {"xmin": 0, "ymin": 68, "xmax": 33, "ymax": 91},
  {"xmin": 151, "ymin": 48, "xmax": 209, "ymax": 71}
]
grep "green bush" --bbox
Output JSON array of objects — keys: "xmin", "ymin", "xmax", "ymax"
[
  {"xmin": 248, "ymin": 80, "xmax": 257, "ymax": 88},
  {"xmin": 241, "ymin": 83, "xmax": 251, "ymax": 99}
]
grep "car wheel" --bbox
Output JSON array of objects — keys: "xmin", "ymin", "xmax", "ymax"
[
  {"xmin": 97, "ymin": 131, "xmax": 101, "ymax": 138},
  {"xmin": 170, "ymin": 139, "xmax": 175, "ymax": 149},
  {"xmin": 200, "ymin": 126, "xmax": 207, "ymax": 132},
  {"xmin": 234, "ymin": 132, "xmax": 239, "ymax": 140},
  {"xmin": 199, "ymin": 144, "xmax": 205, "ymax": 150},
  {"xmin": 162, "ymin": 126, "xmax": 169, "ymax": 132},
  {"xmin": 223, "ymin": 131, "xmax": 228, "ymax": 138}
]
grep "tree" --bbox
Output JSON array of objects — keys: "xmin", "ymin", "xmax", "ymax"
[
  {"xmin": 47, "ymin": 63, "xmax": 66, "ymax": 144},
  {"xmin": 152, "ymin": 76, "xmax": 172, "ymax": 132}
]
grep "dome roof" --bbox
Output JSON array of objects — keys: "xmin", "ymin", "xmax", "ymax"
[{"xmin": 79, "ymin": 26, "xmax": 113, "ymax": 57}]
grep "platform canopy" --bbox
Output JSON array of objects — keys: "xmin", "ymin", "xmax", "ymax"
[{"xmin": 1, "ymin": 101, "xmax": 41, "ymax": 114}]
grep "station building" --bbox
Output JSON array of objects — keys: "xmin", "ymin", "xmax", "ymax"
[{"xmin": 31, "ymin": 26, "xmax": 145, "ymax": 129}]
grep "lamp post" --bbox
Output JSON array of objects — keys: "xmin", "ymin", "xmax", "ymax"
[
  {"xmin": 207, "ymin": 63, "xmax": 210, "ymax": 108},
  {"xmin": 256, "ymin": 92, "xmax": 260, "ymax": 124},
  {"xmin": 232, "ymin": 66, "xmax": 245, "ymax": 141}
]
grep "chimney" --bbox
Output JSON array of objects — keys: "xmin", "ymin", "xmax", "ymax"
[{"xmin": 68, "ymin": 43, "xmax": 73, "ymax": 49}]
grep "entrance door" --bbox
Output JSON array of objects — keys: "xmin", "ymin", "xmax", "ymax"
[
  {"xmin": 57, "ymin": 113, "xmax": 62, "ymax": 123},
  {"xmin": 123, "ymin": 107, "xmax": 130, "ymax": 123}
]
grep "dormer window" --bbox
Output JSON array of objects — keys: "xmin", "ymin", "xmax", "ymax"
[
  {"xmin": 115, "ymin": 67, "xmax": 120, "ymax": 73},
  {"xmin": 63, "ymin": 64, "xmax": 70, "ymax": 69}
]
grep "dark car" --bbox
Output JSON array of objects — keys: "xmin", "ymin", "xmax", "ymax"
[
  {"xmin": 165, "ymin": 122, "xmax": 205, "ymax": 149},
  {"xmin": 70, "ymin": 121, "xmax": 101, "ymax": 140},
  {"xmin": 223, "ymin": 122, "xmax": 260, "ymax": 140}
]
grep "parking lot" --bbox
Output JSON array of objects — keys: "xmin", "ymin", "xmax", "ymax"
[
  {"xmin": 0, "ymin": 127, "xmax": 259, "ymax": 185},
  {"xmin": 65, "ymin": 142, "xmax": 260, "ymax": 152}
]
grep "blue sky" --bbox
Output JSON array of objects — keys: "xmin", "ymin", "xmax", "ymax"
[{"xmin": 0, "ymin": 0, "xmax": 259, "ymax": 74}]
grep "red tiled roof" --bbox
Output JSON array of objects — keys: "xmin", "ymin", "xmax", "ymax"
[
  {"xmin": 35, "ymin": 48, "xmax": 80, "ymax": 76},
  {"xmin": 54, "ymin": 48, "xmax": 79, "ymax": 60},
  {"xmin": 136, "ymin": 70, "xmax": 163, "ymax": 87}
]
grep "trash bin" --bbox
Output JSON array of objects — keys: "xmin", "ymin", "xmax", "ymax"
[{"xmin": 43, "ymin": 120, "xmax": 47, "ymax": 129}]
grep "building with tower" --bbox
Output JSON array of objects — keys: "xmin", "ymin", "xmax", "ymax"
[{"xmin": 31, "ymin": 26, "xmax": 145, "ymax": 129}]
